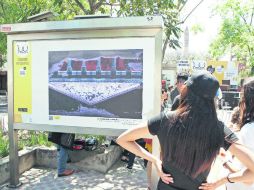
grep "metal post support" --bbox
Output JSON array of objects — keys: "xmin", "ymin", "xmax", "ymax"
[
  {"xmin": 8, "ymin": 129, "xmax": 21, "ymax": 188},
  {"xmin": 7, "ymin": 35, "xmax": 21, "ymax": 188}
]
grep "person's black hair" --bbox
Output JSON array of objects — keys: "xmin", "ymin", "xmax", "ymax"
[
  {"xmin": 171, "ymin": 95, "xmax": 180, "ymax": 111},
  {"xmin": 207, "ymin": 65, "xmax": 215, "ymax": 74},
  {"xmin": 176, "ymin": 73, "xmax": 188, "ymax": 82},
  {"xmin": 164, "ymin": 86, "xmax": 224, "ymax": 178},
  {"xmin": 239, "ymin": 77, "xmax": 254, "ymax": 128}
]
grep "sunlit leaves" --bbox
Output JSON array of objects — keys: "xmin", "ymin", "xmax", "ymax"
[
  {"xmin": 209, "ymin": 0, "xmax": 254, "ymax": 74},
  {"xmin": 117, "ymin": 0, "xmax": 187, "ymax": 57}
]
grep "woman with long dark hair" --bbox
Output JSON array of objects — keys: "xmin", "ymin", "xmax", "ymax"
[
  {"xmin": 117, "ymin": 72, "xmax": 254, "ymax": 190},
  {"xmin": 226, "ymin": 77, "xmax": 254, "ymax": 190},
  {"xmin": 239, "ymin": 77, "xmax": 254, "ymax": 130}
]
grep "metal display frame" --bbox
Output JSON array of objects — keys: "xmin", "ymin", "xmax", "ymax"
[{"xmin": 1, "ymin": 16, "xmax": 163, "ymax": 187}]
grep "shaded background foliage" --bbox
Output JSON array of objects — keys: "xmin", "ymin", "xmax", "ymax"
[{"xmin": 1, "ymin": 0, "xmax": 252, "ymax": 74}]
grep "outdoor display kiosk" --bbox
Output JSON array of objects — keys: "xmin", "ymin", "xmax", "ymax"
[{"xmin": 1, "ymin": 16, "xmax": 163, "ymax": 188}]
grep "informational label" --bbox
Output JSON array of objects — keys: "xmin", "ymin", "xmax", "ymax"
[
  {"xmin": 0, "ymin": 26, "xmax": 12, "ymax": 32},
  {"xmin": 224, "ymin": 62, "xmax": 238, "ymax": 85},
  {"xmin": 191, "ymin": 60, "xmax": 207, "ymax": 72},
  {"xmin": 177, "ymin": 60, "xmax": 190, "ymax": 74},
  {"xmin": 13, "ymin": 41, "xmax": 32, "ymax": 123}
]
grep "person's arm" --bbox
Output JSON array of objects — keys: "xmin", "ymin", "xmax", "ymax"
[
  {"xmin": 222, "ymin": 160, "xmax": 239, "ymax": 173},
  {"xmin": 199, "ymin": 141, "xmax": 254, "ymax": 189},
  {"xmin": 225, "ymin": 141, "xmax": 254, "ymax": 183},
  {"xmin": 219, "ymin": 148, "xmax": 240, "ymax": 173},
  {"xmin": 116, "ymin": 122, "xmax": 173, "ymax": 184}
]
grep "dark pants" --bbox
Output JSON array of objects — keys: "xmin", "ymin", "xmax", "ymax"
[{"xmin": 123, "ymin": 139, "xmax": 147, "ymax": 167}]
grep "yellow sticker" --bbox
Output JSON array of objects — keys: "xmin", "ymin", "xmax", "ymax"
[
  {"xmin": 14, "ymin": 114, "xmax": 23, "ymax": 123},
  {"xmin": 54, "ymin": 115, "xmax": 61, "ymax": 120},
  {"xmin": 13, "ymin": 41, "xmax": 32, "ymax": 123}
]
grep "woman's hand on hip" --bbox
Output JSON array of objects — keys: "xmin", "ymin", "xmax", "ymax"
[
  {"xmin": 154, "ymin": 159, "xmax": 174, "ymax": 184},
  {"xmin": 199, "ymin": 177, "xmax": 227, "ymax": 190}
]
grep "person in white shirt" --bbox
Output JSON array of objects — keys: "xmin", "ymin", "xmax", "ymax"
[{"xmin": 226, "ymin": 77, "xmax": 254, "ymax": 190}]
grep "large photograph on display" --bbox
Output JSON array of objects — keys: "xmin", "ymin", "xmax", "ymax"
[{"xmin": 48, "ymin": 50, "xmax": 143, "ymax": 119}]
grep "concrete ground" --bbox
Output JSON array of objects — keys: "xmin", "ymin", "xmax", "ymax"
[{"xmin": 1, "ymin": 158, "xmax": 148, "ymax": 190}]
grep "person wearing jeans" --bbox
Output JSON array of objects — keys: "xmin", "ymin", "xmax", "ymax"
[
  {"xmin": 122, "ymin": 139, "xmax": 147, "ymax": 169},
  {"xmin": 48, "ymin": 132, "xmax": 75, "ymax": 177},
  {"xmin": 57, "ymin": 145, "xmax": 74, "ymax": 177}
]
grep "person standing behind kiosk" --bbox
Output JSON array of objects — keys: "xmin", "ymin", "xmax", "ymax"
[
  {"xmin": 48, "ymin": 132, "xmax": 75, "ymax": 177},
  {"xmin": 170, "ymin": 73, "xmax": 188, "ymax": 110},
  {"xmin": 170, "ymin": 73, "xmax": 187, "ymax": 103}
]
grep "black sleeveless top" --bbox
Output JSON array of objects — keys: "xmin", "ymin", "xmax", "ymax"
[{"xmin": 148, "ymin": 111, "xmax": 238, "ymax": 190}]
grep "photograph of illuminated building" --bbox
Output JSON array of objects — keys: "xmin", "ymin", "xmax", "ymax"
[{"xmin": 48, "ymin": 49, "xmax": 143, "ymax": 119}]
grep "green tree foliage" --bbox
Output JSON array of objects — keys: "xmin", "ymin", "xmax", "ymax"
[
  {"xmin": 53, "ymin": 0, "xmax": 111, "ymax": 20},
  {"xmin": 0, "ymin": 129, "xmax": 9, "ymax": 158},
  {"xmin": 209, "ymin": 0, "xmax": 254, "ymax": 74},
  {"xmin": 0, "ymin": 0, "xmax": 205, "ymax": 63},
  {"xmin": 0, "ymin": 0, "xmax": 111, "ymax": 57},
  {"xmin": 190, "ymin": 23, "xmax": 204, "ymax": 35},
  {"xmin": 117, "ymin": 0, "xmax": 187, "ymax": 59},
  {"xmin": 0, "ymin": 0, "xmax": 56, "ymax": 55}
]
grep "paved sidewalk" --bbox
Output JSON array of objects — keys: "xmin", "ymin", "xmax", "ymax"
[{"xmin": 2, "ymin": 158, "xmax": 148, "ymax": 190}]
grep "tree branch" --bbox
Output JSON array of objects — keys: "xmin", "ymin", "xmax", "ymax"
[
  {"xmin": 178, "ymin": 1, "xmax": 188, "ymax": 13},
  {"xmin": 178, "ymin": 0, "xmax": 205, "ymax": 24},
  {"xmin": 87, "ymin": 0, "xmax": 94, "ymax": 13},
  {"xmin": 247, "ymin": 45, "xmax": 253, "ymax": 60},
  {"xmin": 67, "ymin": 0, "xmax": 80, "ymax": 15},
  {"xmin": 239, "ymin": 14, "xmax": 252, "ymax": 33},
  {"xmin": 0, "ymin": 1, "xmax": 6, "ymax": 18},
  {"xmin": 250, "ymin": 7, "xmax": 254, "ymax": 25},
  {"xmin": 94, "ymin": 0, "xmax": 104, "ymax": 11},
  {"xmin": 240, "ymin": 14, "xmax": 248, "ymax": 25},
  {"xmin": 74, "ymin": 0, "xmax": 89, "ymax": 14}
]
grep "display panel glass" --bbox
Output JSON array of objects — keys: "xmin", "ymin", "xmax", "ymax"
[{"xmin": 13, "ymin": 38, "xmax": 155, "ymax": 129}]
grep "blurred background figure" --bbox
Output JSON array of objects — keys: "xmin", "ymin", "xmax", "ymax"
[
  {"xmin": 228, "ymin": 106, "xmax": 240, "ymax": 132},
  {"xmin": 170, "ymin": 73, "xmax": 188, "ymax": 103},
  {"xmin": 167, "ymin": 85, "xmax": 174, "ymax": 106},
  {"xmin": 170, "ymin": 73, "xmax": 189, "ymax": 110},
  {"xmin": 161, "ymin": 88, "xmax": 169, "ymax": 111}
]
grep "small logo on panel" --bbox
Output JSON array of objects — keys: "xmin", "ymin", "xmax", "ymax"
[{"xmin": 16, "ymin": 42, "xmax": 29, "ymax": 57}]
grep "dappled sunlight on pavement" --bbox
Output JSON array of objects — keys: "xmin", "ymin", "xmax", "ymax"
[{"xmin": 2, "ymin": 158, "xmax": 148, "ymax": 190}]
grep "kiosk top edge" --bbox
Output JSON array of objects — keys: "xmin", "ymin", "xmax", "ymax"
[{"xmin": 0, "ymin": 16, "xmax": 163, "ymax": 34}]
